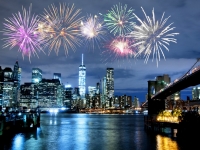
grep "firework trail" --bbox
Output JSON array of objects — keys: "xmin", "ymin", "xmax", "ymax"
[
  {"xmin": 101, "ymin": 36, "xmax": 135, "ymax": 66},
  {"xmin": 103, "ymin": 3, "xmax": 135, "ymax": 36},
  {"xmin": 128, "ymin": 7, "xmax": 179, "ymax": 66},
  {"xmin": 39, "ymin": 3, "xmax": 82, "ymax": 55},
  {"xmin": 2, "ymin": 4, "xmax": 43, "ymax": 61},
  {"xmin": 80, "ymin": 14, "xmax": 107, "ymax": 50}
]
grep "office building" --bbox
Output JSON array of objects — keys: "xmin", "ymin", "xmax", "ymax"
[
  {"xmin": 79, "ymin": 54, "xmax": 86, "ymax": 100},
  {"xmin": 88, "ymin": 86, "xmax": 96, "ymax": 97},
  {"xmin": 32, "ymin": 68, "xmax": 42, "ymax": 83},
  {"xmin": 133, "ymin": 96, "xmax": 140, "ymax": 108},
  {"xmin": 106, "ymin": 68, "xmax": 114, "ymax": 107},
  {"xmin": 192, "ymin": 86, "xmax": 200, "ymax": 100},
  {"xmin": 53, "ymin": 73, "xmax": 61, "ymax": 83},
  {"xmin": 101, "ymin": 76, "xmax": 106, "ymax": 108},
  {"xmin": 64, "ymin": 84, "xmax": 73, "ymax": 108}
]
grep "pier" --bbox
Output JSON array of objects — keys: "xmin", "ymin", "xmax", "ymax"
[
  {"xmin": 144, "ymin": 115, "xmax": 179, "ymax": 136},
  {"xmin": 0, "ymin": 110, "xmax": 40, "ymax": 136}
]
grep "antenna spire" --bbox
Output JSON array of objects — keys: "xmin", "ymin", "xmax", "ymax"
[{"xmin": 82, "ymin": 53, "xmax": 83, "ymax": 65}]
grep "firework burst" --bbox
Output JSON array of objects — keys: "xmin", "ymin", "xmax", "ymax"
[
  {"xmin": 102, "ymin": 36, "xmax": 135, "ymax": 66},
  {"xmin": 128, "ymin": 7, "xmax": 179, "ymax": 66},
  {"xmin": 80, "ymin": 14, "xmax": 107, "ymax": 49},
  {"xmin": 39, "ymin": 3, "xmax": 82, "ymax": 55},
  {"xmin": 104, "ymin": 3, "xmax": 135, "ymax": 36},
  {"xmin": 2, "ymin": 5, "xmax": 43, "ymax": 61}
]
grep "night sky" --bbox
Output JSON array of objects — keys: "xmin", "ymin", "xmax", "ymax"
[{"xmin": 0, "ymin": 0, "xmax": 199, "ymax": 103}]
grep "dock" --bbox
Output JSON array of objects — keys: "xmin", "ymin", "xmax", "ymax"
[
  {"xmin": 0, "ymin": 110, "xmax": 40, "ymax": 136},
  {"xmin": 144, "ymin": 115, "xmax": 179, "ymax": 136}
]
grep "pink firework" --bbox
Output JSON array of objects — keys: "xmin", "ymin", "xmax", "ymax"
[
  {"xmin": 109, "ymin": 36, "xmax": 134, "ymax": 57},
  {"xmin": 2, "ymin": 5, "xmax": 44, "ymax": 61},
  {"xmin": 102, "ymin": 36, "xmax": 136, "ymax": 66}
]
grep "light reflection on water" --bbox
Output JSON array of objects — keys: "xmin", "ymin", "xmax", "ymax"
[
  {"xmin": 0, "ymin": 114, "xmax": 189, "ymax": 150},
  {"xmin": 156, "ymin": 135, "xmax": 178, "ymax": 150}
]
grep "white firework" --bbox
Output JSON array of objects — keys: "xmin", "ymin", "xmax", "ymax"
[
  {"xmin": 80, "ymin": 14, "xmax": 106, "ymax": 49},
  {"xmin": 128, "ymin": 7, "xmax": 179, "ymax": 66}
]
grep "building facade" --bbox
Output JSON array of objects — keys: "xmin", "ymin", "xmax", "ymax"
[
  {"xmin": 32, "ymin": 68, "xmax": 42, "ymax": 83},
  {"xmin": 192, "ymin": 86, "xmax": 200, "ymax": 100},
  {"xmin": 53, "ymin": 73, "xmax": 61, "ymax": 83},
  {"xmin": 20, "ymin": 79, "xmax": 64, "ymax": 108},
  {"xmin": 0, "ymin": 62, "xmax": 20, "ymax": 107},
  {"xmin": 106, "ymin": 68, "xmax": 114, "ymax": 108}
]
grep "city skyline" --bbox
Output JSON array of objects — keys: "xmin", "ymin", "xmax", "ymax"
[{"xmin": 0, "ymin": 0, "xmax": 200, "ymax": 102}]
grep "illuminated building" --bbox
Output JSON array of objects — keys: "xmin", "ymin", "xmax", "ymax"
[
  {"xmin": 0, "ymin": 67, "xmax": 3, "ymax": 105},
  {"xmin": 2, "ymin": 67, "xmax": 15, "ymax": 107},
  {"xmin": 118, "ymin": 95, "xmax": 132, "ymax": 108},
  {"xmin": 133, "ymin": 96, "xmax": 139, "ymax": 108},
  {"xmin": 72, "ymin": 87, "xmax": 81, "ymax": 108},
  {"xmin": 96, "ymin": 82, "xmax": 100, "ymax": 94},
  {"xmin": 106, "ymin": 68, "xmax": 114, "ymax": 107},
  {"xmin": 192, "ymin": 86, "xmax": 200, "ymax": 100},
  {"xmin": 73, "ymin": 87, "xmax": 80, "ymax": 100},
  {"xmin": 12, "ymin": 61, "xmax": 21, "ymax": 88},
  {"xmin": 37, "ymin": 79, "xmax": 62, "ymax": 107},
  {"xmin": 64, "ymin": 84, "xmax": 73, "ymax": 108},
  {"xmin": 32, "ymin": 68, "xmax": 42, "ymax": 83},
  {"xmin": 79, "ymin": 54, "xmax": 86, "ymax": 100},
  {"xmin": 12, "ymin": 61, "xmax": 21, "ymax": 106},
  {"xmin": 88, "ymin": 86, "xmax": 96, "ymax": 97},
  {"xmin": 101, "ymin": 76, "xmax": 106, "ymax": 108},
  {"xmin": 20, "ymin": 79, "xmax": 64, "ymax": 108},
  {"xmin": 0, "ymin": 61, "xmax": 21, "ymax": 107},
  {"xmin": 53, "ymin": 73, "xmax": 61, "ymax": 83},
  {"xmin": 20, "ymin": 83, "xmax": 35, "ymax": 107},
  {"xmin": 87, "ymin": 86, "xmax": 96, "ymax": 108}
]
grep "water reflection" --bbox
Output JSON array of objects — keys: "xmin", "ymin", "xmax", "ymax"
[
  {"xmin": 0, "ymin": 114, "xmax": 186, "ymax": 150},
  {"xmin": 12, "ymin": 134, "xmax": 25, "ymax": 150},
  {"xmin": 156, "ymin": 135, "xmax": 178, "ymax": 150}
]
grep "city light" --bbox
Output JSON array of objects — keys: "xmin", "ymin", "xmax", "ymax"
[{"xmin": 65, "ymin": 84, "xmax": 72, "ymax": 88}]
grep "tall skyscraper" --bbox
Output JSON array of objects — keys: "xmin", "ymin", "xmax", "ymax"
[
  {"xmin": 12, "ymin": 61, "xmax": 21, "ymax": 89},
  {"xmin": 106, "ymin": 68, "xmax": 114, "ymax": 107},
  {"xmin": 32, "ymin": 68, "xmax": 42, "ymax": 83},
  {"xmin": 101, "ymin": 76, "xmax": 107, "ymax": 108},
  {"xmin": 96, "ymin": 82, "xmax": 100, "ymax": 94},
  {"xmin": 12, "ymin": 61, "xmax": 19, "ymax": 80},
  {"xmin": 53, "ymin": 73, "xmax": 61, "ymax": 83},
  {"xmin": 79, "ymin": 54, "xmax": 86, "ymax": 99}
]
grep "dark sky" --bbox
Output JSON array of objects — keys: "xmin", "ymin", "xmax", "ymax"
[{"xmin": 0, "ymin": 0, "xmax": 200, "ymax": 102}]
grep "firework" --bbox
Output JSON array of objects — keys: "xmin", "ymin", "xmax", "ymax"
[
  {"xmin": 39, "ymin": 3, "xmax": 82, "ymax": 55},
  {"xmin": 80, "ymin": 14, "xmax": 107, "ymax": 49},
  {"xmin": 102, "ymin": 36, "xmax": 135, "ymax": 65},
  {"xmin": 104, "ymin": 3, "xmax": 135, "ymax": 36},
  {"xmin": 2, "ymin": 5, "xmax": 43, "ymax": 61},
  {"xmin": 128, "ymin": 7, "xmax": 179, "ymax": 66}
]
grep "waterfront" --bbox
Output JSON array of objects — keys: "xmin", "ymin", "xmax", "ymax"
[{"xmin": 0, "ymin": 113, "xmax": 198, "ymax": 150}]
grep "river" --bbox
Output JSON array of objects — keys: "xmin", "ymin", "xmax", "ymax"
[{"xmin": 0, "ymin": 113, "xmax": 197, "ymax": 150}]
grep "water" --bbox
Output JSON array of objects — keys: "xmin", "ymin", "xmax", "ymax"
[{"xmin": 0, "ymin": 114, "xmax": 197, "ymax": 150}]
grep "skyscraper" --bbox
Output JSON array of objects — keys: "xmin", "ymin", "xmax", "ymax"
[
  {"xmin": 53, "ymin": 73, "xmax": 61, "ymax": 83},
  {"xmin": 101, "ymin": 76, "xmax": 107, "ymax": 108},
  {"xmin": 12, "ymin": 61, "xmax": 21, "ymax": 89},
  {"xmin": 32, "ymin": 68, "xmax": 42, "ymax": 83},
  {"xmin": 12, "ymin": 61, "xmax": 21, "ymax": 106},
  {"xmin": 106, "ymin": 68, "xmax": 114, "ymax": 107},
  {"xmin": 79, "ymin": 54, "xmax": 86, "ymax": 99},
  {"xmin": 12, "ymin": 61, "xmax": 19, "ymax": 80}
]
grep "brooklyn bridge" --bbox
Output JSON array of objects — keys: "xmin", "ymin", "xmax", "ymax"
[{"xmin": 147, "ymin": 58, "xmax": 200, "ymax": 115}]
